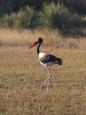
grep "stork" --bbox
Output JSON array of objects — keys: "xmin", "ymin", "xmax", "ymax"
[{"xmin": 29, "ymin": 37, "xmax": 63, "ymax": 90}]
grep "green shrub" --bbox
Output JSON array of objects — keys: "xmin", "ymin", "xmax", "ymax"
[
  {"xmin": 81, "ymin": 16, "xmax": 86, "ymax": 26},
  {"xmin": 0, "ymin": 6, "xmax": 40, "ymax": 28},
  {"xmin": 40, "ymin": 3, "xmax": 81, "ymax": 28},
  {"xmin": 53, "ymin": 5, "xmax": 80, "ymax": 28},
  {"xmin": 0, "ymin": 3, "xmax": 82, "ymax": 29},
  {"xmin": 17, "ymin": 6, "xmax": 34, "ymax": 28},
  {"xmin": 40, "ymin": 3, "xmax": 57, "ymax": 27}
]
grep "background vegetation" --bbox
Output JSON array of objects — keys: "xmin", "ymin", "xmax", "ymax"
[{"xmin": 0, "ymin": 0, "xmax": 86, "ymax": 36}]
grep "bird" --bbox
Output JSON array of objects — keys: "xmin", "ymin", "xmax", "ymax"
[{"xmin": 29, "ymin": 37, "xmax": 63, "ymax": 90}]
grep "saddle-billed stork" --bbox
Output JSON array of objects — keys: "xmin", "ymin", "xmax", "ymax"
[{"xmin": 29, "ymin": 37, "xmax": 63, "ymax": 90}]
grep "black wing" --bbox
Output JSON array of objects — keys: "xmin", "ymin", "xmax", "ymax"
[{"xmin": 40, "ymin": 54, "xmax": 63, "ymax": 65}]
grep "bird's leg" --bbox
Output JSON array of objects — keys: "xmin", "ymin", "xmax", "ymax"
[{"xmin": 41, "ymin": 67, "xmax": 51, "ymax": 90}]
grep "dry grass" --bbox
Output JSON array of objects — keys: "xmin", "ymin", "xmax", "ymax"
[
  {"xmin": 0, "ymin": 29, "xmax": 86, "ymax": 115},
  {"xmin": 0, "ymin": 28, "xmax": 58, "ymax": 47},
  {"xmin": 0, "ymin": 28, "xmax": 86, "ymax": 49}
]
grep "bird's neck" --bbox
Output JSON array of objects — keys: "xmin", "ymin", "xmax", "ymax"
[{"xmin": 37, "ymin": 43, "xmax": 41, "ymax": 54}]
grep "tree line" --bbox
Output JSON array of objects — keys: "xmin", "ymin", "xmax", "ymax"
[{"xmin": 0, "ymin": 0, "xmax": 86, "ymax": 31}]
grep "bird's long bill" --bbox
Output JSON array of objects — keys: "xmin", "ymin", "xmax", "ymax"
[{"xmin": 29, "ymin": 41, "xmax": 38, "ymax": 49}]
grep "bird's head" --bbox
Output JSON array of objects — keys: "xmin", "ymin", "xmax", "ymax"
[{"xmin": 29, "ymin": 37, "xmax": 43, "ymax": 49}]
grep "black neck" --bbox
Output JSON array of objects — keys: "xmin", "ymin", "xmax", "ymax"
[{"xmin": 37, "ymin": 43, "xmax": 41, "ymax": 54}]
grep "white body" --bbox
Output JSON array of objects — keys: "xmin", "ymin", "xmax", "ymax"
[{"xmin": 39, "ymin": 52, "xmax": 54, "ymax": 67}]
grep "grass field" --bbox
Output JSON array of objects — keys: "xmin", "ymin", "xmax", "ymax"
[{"xmin": 0, "ymin": 29, "xmax": 86, "ymax": 115}]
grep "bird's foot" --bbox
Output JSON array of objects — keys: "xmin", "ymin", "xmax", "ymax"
[
  {"xmin": 41, "ymin": 85, "xmax": 45, "ymax": 90},
  {"xmin": 41, "ymin": 84, "xmax": 47, "ymax": 90},
  {"xmin": 41, "ymin": 83, "xmax": 49, "ymax": 90}
]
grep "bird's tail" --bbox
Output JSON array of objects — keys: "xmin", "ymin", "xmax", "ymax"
[{"xmin": 56, "ymin": 58, "xmax": 63, "ymax": 65}]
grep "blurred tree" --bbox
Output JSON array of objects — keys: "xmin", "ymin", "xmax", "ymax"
[
  {"xmin": 0, "ymin": 0, "xmax": 13, "ymax": 15},
  {"xmin": 10, "ymin": 0, "xmax": 44, "ymax": 10},
  {"xmin": 64, "ymin": 0, "xmax": 86, "ymax": 15}
]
